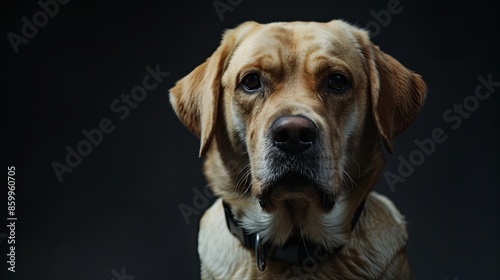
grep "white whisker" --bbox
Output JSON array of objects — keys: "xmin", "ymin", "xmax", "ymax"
[{"xmin": 281, "ymin": 215, "xmax": 297, "ymax": 248}]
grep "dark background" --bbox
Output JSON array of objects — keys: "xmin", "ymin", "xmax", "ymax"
[{"xmin": 3, "ymin": 0, "xmax": 499, "ymax": 279}]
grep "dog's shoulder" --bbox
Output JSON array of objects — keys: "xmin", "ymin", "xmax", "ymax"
[
  {"xmin": 357, "ymin": 192, "xmax": 408, "ymax": 245},
  {"xmin": 366, "ymin": 192, "xmax": 407, "ymax": 228},
  {"xmin": 341, "ymin": 192, "xmax": 411, "ymax": 278},
  {"xmin": 198, "ymin": 199, "xmax": 254, "ymax": 279}
]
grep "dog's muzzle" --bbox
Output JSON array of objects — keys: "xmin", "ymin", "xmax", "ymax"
[{"xmin": 256, "ymin": 115, "xmax": 336, "ymax": 212}]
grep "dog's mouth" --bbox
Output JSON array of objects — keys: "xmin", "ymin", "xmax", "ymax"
[{"xmin": 256, "ymin": 173, "xmax": 336, "ymax": 213}]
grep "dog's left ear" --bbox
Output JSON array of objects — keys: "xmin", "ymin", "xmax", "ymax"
[
  {"xmin": 170, "ymin": 22, "xmax": 259, "ymax": 157},
  {"xmin": 354, "ymin": 29, "xmax": 427, "ymax": 154}
]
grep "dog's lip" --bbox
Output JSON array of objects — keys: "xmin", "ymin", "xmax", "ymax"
[
  {"xmin": 271, "ymin": 173, "xmax": 313, "ymax": 192},
  {"xmin": 257, "ymin": 173, "xmax": 336, "ymax": 212}
]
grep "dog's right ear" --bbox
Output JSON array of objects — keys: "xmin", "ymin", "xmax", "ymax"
[
  {"xmin": 169, "ymin": 22, "xmax": 259, "ymax": 157},
  {"xmin": 351, "ymin": 27, "xmax": 426, "ymax": 154}
]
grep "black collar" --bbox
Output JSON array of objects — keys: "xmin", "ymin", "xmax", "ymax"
[{"xmin": 223, "ymin": 199, "xmax": 366, "ymax": 271}]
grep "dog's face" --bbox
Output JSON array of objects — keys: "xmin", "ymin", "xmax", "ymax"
[
  {"xmin": 221, "ymin": 21, "xmax": 375, "ymax": 214},
  {"xmin": 170, "ymin": 20, "xmax": 425, "ymax": 247}
]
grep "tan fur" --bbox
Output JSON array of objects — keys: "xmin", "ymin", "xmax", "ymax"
[{"xmin": 170, "ymin": 20, "xmax": 425, "ymax": 279}]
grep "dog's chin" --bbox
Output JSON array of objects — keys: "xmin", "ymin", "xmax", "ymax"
[{"xmin": 256, "ymin": 174, "xmax": 336, "ymax": 213}]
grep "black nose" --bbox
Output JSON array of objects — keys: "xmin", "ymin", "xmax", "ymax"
[{"xmin": 271, "ymin": 115, "xmax": 317, "ymax": 154}]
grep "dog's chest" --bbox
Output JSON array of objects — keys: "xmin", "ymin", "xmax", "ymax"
[{"xmin": 198, "ymin": 194, "xmax": 409, "ymax": 279}]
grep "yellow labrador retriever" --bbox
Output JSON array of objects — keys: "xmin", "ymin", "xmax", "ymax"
[{"xmin": 170, "ymin": 20, "xmax": 426, "ymax": 280}]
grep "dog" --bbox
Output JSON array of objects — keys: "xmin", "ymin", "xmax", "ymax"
[{"xmin": 170, "ymin": 20, "xmax": 426, "ymax": 279}]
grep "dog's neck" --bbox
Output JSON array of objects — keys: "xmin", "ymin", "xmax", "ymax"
[{"xmin": 222, "ymin": 199, "xmax": 366, "ymax": 271}]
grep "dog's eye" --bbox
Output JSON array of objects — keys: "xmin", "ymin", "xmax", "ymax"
[
  {"xmin": 328, "ymin": 73, "xmax": 350, "ymax": 93},
  {"xmin": 241, "ymin": 73, "xmax": 261, "ymax": 92}
]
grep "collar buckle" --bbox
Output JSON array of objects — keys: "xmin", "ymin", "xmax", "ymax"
[{"xmin": 255, "ymin": 234, "xmax": 266, "ymax": 271}]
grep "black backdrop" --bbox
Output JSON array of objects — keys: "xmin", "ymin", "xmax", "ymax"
[{"xmin": 3, "ymin": 0, "xmax": 499, "ymax": 279}]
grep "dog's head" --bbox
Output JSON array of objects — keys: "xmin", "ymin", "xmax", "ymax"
[{"xmin": 170, "ymin": 20, "xmax": 425, "ymax": 247}]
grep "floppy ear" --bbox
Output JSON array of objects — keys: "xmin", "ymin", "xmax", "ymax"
[
  {"xmin": 370, "ymin": 46, "xmax": 427, "ymax": 153},
  {"xmin": 356, "ymin": 31, "xmax": 427, "ymax": 154},
  {"xmin": 169, "ymin": 22, "xmax": 258, "ymax": 157}
]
